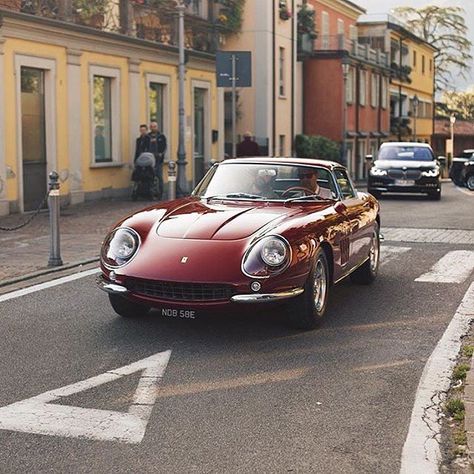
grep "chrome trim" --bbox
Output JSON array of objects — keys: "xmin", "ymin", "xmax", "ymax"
[
  {"xmin": 101, "ymin": 226, "xmax": 142, "ymax": 270},
  {"xmin": 97, "ymin": 276, "xmax": 129, "ymax": 294},
  {"xmin": 231, "ymin": 287, "xmax": 304, "ymax": 303},
  {"xmin": 241, "ymin": 234, "xmax": 293, "ymax": 280}
]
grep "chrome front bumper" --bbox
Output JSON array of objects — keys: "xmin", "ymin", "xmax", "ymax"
[{"xmin": 97, "ymin": 275, "xmax": 304, "ymax": 303}]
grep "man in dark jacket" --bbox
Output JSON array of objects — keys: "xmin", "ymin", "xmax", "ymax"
[
  {"xmin": 134, "ymin": 124, "xmax": 150, "ymax": 161},
  {"xmin": 237, "ymin": 131, "xmax": 261, "ymax": 157},
  {"xmin": 148, "ymin": 121, "xmax": 167, "ymax": 199}
]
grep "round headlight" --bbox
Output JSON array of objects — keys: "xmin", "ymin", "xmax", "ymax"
[
  {"xmin": 101, "ymin": 228, "xmax": 140, "ymax": 268},
  {"xmin": 261, "ymin": 237, "xmax": 288, "ymax": 267}
]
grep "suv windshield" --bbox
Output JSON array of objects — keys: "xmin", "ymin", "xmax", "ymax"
[
  {"xmin": 378, "ymin": 146, "xmax": 435, "ymax": 161},
  {"xmin": 460, "ymin": 151, "xmax": 474, "ymax": 159},
  {"xmin": 193, "ymin": 163, "xmax": 338, "ymax": 201}
]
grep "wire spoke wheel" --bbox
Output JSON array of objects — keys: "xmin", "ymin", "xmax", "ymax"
[{"xmin": 313, "ymin": 258, "xmax": 327, "ymax": 312}]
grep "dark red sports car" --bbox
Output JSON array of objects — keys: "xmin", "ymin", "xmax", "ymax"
[{"xmin": 98, "ymin": 158, "xmax": 380, "ymax": 329}]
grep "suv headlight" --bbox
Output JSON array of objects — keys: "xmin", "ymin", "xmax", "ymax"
[
  {"xmin": 370, "ymin": 167, "xmax": 387, "ymax": 177},
  {"xmin": 101, "ymin": 227, "xmax": 140, "ymax": 268},
  {"xmin": 421, "ymin": 167, "xmax": 440, "ymax": 177},
  {"xmin": 242, "ymin": 236, "xmax": 291, "ymax": 278}
]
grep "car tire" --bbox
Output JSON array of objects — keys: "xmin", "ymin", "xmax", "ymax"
[
  {"xmin": 108, "ymin": 294, "xmax": 150, "ymax": 318},
  {"xmin": 287, "ymin": 248, "xmax": 330, "ymax": 330},
  {"xmin": 466, "ymin": 174, "xmax": 474, "ymax": 191},
  {"xmin": 428, "ymin": 190, "xmax": 441, "ymax": 200},
  {"xmin": 350, "ymin": 224, "xmax": 380, "ymax": 285}
]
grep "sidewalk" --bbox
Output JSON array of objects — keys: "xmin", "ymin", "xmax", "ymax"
[{"xmin": 0, "ymin": 198, "xmax": 155, "ymax": 284}]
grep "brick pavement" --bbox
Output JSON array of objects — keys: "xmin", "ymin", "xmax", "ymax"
[{"xmin": 0, "ymin": 198, "xmax": 155, "ymax": 284}]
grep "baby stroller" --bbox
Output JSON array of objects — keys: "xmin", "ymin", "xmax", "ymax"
[{"xmin": 132, "ymin": 152, "xmax": 156, "ymax": 200}]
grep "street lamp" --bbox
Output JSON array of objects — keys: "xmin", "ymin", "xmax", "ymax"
[
  {"xmin": 412, "ymin": 94, "xmax": 419, "ymax": 141},
  {"xmin": 176, "ymin": 0, "xmax": 189, "ymax": 197},
  {"xmin": 341, "ymin": 58, "xmax": 350, "ymax": 170}
]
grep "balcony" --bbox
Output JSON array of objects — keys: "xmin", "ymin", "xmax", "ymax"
[{"xmin": 0, "ymin": 0, "xmax": 232, "ymax": 53}]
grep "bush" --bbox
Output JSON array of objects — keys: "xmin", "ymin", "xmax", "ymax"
[{"xmin": 294, "ymin": 134, "xmax": 341, "ymax": 162}]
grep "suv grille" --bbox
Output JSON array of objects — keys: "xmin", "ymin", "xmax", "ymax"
[
  {"xmin": 127, "ymin": 278, "xmax": 235, "ymax": 302},
  {"xmin": 388, "ymin": 169, "xmax": 422, "ymax": 180}
]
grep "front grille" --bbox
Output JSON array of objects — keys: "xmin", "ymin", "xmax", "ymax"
[
  {"xmin": 387, "ymin": 169, "xmax": 422, "ymax": 180},
  {"xmin": 127, "ymin": 278, "xmax": 235, "ymax": 302}
]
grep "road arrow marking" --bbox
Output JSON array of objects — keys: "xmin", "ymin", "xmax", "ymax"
[
  {"xmin": 380, "ymin": 245, "xmax": 411, "ymax": 266},
  {"xmin": 0, "ymin": 350, "xmax": 171, "ymax": 444},
  {"xmin": 415, "ymin": 250, "xmax": 474, "ymax": 283}
]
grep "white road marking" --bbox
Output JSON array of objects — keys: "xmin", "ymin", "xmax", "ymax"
[
  {"xmin": 455, "ymin": 186, "xmax": 474, "ymax": 197},
  {"xmin": 415, "ymin": 251, "xmax": 474, "ymax": 284},
  {"xmin": 400, "ymin": 282, "xmax": 474, "ymax": 473},
  {"xmin": 0, "ymin": 351, "xmax": 171, "ymax": 444},
  {"xmin": 380, "ymin": 245, "xmax": 411, "ymax": 266},
  {"xmin": 0, "ymin": 268, "xmax": 100, "ymax": 303},
  {"xmin": 383, "ymin": 228, "xmax": 474, "ymax": 245}
]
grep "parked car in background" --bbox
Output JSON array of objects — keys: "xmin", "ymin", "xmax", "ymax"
[
  {"xmin": 449, "ymin": 150, "xmax": 474, "ymax": 191},
  {"xmin": 367, "ymin": 142, "xmax": 443, "ymax": 200},
  {"xmin": 98, "ymin": 158, "xmax": 381, "ymax": 330}
]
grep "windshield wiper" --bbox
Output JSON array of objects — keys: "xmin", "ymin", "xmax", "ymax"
[
  {"xmin": 206, "ymin": 193, "xmax": 265, "ymax": 201},
  {"xmin": 284, "ymin": 195, "xmax": 333, "ymax": 203}
]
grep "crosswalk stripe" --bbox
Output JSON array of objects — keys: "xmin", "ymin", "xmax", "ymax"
[
  {"xmin": 380, "ymin": 245, "xmax": 411, "ymax": 266},
  {"xmin": 415, "ymin": 250, "xmax": 474, "ymax": 284},
  {"xmin": 383, "ymin": 227, "xmax": 474, "ymax": 245}
]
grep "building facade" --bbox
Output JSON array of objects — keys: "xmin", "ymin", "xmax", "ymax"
[
  {"xmin": 357, "ymin": 14, "xmax": 436, "ymax": 144},
  {"xmin": 303, "ymin": 0, "xmax": 391, "ymax": 180},
  {"xmin": 0, "ymin": 2, "xmax": 226, "ymax": 216},
  {"xmin": 222, "ymin": 0, "xmax": 303, "ymax": 157}
]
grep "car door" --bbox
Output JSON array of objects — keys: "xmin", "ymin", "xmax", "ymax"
[{"xmin": 333, "ymin": 168, "xmax": 371, "ymax": 271}]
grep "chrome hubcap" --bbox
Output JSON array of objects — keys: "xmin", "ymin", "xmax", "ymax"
[
  {"xmin": 313, "ymin": 259, "xmax": 327, "ymax": 312},
  {"xmin": 369, "ymin": 231, "xmax": 380, "ymax": 273},
  {"xmin": 467, "ymin": 176, "xmax": 474, "ymax": 191}
]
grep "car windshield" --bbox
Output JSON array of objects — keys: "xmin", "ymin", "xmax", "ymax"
[
  {"xmin": 460, "ymin": 151, "xmax": 474, "ymax": 159},
  {"xmin": 378, "ymin": 146, "xmax": 435, "ymax": 161},
  {"xmin": 192, "ymin": 163, "xmax": 339, "ymax": 201}
]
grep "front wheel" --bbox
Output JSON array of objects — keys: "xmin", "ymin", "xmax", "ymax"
[
  {"xmin": 108, "ymin": 294, "xmax": 150, "ymax": 318},
  {"xmin": 428, "ymin": 190, "xmax": 441, "ymax": 200},
  {"xmin": 466, "ymin": 175, "xmax": 474, "ymax": 191},
  {"xmin": 350, "ymin": 224, "xmax": 380, "ymax": 285},
  {"xmin": 287, "ymin": 248, "xmax": 330, "ymax": 330}
]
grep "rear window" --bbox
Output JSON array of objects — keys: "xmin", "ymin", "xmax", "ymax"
[
  {"xmin": 378, "ymin": 146, "xmax": 434, "ymax": 161},
  {"xmin": 460, "ymin": 151, "xmax": 474, "ymax": 159}
]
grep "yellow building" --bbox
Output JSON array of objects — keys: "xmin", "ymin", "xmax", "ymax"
[
  {"xmin": 357, "ymin": 14, "xmax": 436, "ymax": 143},
  {"xmin": 0, "ymin": 3, "xmax": 224, "ymax": 216}
]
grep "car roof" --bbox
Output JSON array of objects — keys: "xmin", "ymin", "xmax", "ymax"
[
  {"xmin": 380, "ymin": 142, "xmax": 432, "ymax": 148},
  {"xmin": 219, "ymin": 156, "xmax": 341, "ymax": 170}
]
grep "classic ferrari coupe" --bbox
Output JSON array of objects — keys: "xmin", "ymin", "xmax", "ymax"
[{"xmin": 98, "ymin": 158, "xmax": 380, "ymax": 329}]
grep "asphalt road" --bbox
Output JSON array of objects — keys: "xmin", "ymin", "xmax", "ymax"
[{"xmin": 0, "ymin": 182, "xmax": 473, "ymax": 473}]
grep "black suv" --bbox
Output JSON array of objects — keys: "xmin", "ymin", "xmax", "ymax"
[
  {"xmin": 367, "ymin": 142, "xmax": 442, "ymax": 200},
  {"xmin": 449, "ymin": 150, "xmax": 474, "ymax": 191}
]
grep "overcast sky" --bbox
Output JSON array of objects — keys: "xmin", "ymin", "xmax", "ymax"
[{"xmin": 356, "ymin": 0, "xmax": 474, "ymax": 91}]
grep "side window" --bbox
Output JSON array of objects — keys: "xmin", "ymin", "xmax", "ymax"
[{"xmin": 334, "ymin": 169, "xmax": 356, "ymax": 199}]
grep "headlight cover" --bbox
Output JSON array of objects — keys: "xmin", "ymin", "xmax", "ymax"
[
  {"xmin": 370, "ymin": 167, "xmax": 387, "ymax": 177},
  {"xmin": 101, "ymin": 227, "xmax": 140, "ymax": 268},
  {"xmin": 421, "ymin": 167, "xmax": 440, "ymax": 177},
  {"xmin": 242, "ymin": 236, "xmax": 291, "ymax": 278}
]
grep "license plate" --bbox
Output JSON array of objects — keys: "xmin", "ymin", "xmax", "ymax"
[
  {"xmin": 161, "ymin": 308, "xmax": 197, "ymax": 320},
  {"xmin": 395, "ymin": 179, "xmax": 415, "ymax": 186}
]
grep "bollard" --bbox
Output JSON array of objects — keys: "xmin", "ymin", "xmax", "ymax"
[
  {"xmin": 48, "ymin": 171, "xmax": 63, "ymax": 267},
  {"xmin": 167, "ymin": 161, "xmax": 177, "ymax": 201}
]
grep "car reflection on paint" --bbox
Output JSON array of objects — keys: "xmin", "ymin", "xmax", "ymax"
[{"xmin": 97, "ymin": 157, "xmax": 381, "ymax": 330}]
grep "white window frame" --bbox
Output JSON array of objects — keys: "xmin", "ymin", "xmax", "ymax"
[
  {"xmin": 89, "ymin": 65, "xmax": 121, "ymax": 167},
  {"xmin": 279, "ymin": 47, "xmax": 286, "ymax": 97},
  {"xmin": 359, "ymin": 69, "xmax": 366, "ymax": 106},
  {"xmin": 371, "ymin": 73, "xmax": 378, "ymax": 108},
  {"xmin": 322, "ymin": 11, "xmax": 329, "ymax": 49},
  {"xmin": 346, "ymin": 68, "xmax": 354, "ymax": 104},
  {"xmin": 145, "ymin": 73, "xmax": 171, "ymax": 157},
  {"xmin": 14, "ymin": 54, "xmax": 57, "ymax": 213},
  {"xmin": 337, "ymin": 19, "xmax": 345, "ymax": 48},
  {"xmin": 381, "ymin": 77, "xmax": 388, "ymax": 109}
]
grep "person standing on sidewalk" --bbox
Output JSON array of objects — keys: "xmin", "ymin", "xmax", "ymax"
[
  {"xmin": 148, "ymin": 122, "xmax": 167, "ymax": 200},
  {"xmin": 237, "ymin": 131, "xmax": 261, "ymax": 157},
  {"xmin": 134, "ymin": 124, "xmax": 150, "ymax": 161}
]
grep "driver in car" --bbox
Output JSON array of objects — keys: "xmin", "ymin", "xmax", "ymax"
[{"xmin": 297, "ymin": 168, "xmax": 333, "ymax": 199}]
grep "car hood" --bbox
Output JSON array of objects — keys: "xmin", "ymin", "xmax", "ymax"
[
  {"xmin": 374, "ymin": 160, "xmax": 437, "ymax": 170},
  {"xmin": 155, "ymin": 199, "xmax": 316, "ymax": 240}
]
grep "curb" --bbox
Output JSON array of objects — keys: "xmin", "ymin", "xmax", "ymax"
[
  {"xmin": 0, "ymin": 257, "xmax": 99, "ymax": 288},
  {"xmin": 464, "ymin": 356, "xmax": 474, "ymax": 461}
]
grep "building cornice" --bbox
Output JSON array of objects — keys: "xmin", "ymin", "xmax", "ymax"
[
  {"xmin": 0, "ymin": 9, "xmax": 217, "ymax": 71},
  {"xmin": 314, "ymin": 0, "xmax": 366, "ymax": 20}
]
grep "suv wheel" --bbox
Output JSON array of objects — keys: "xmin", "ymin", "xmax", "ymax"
[
  {"xmin": 428, "ymin": 190, "xmax": 441, "ymax": 200},
  {"xmin": 466, "ymin": 174, "xmax": 474, "ymax": 191}
]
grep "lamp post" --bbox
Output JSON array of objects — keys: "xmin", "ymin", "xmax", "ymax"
[
  {"xmin": 176, "ymin": 0, "xmax": 188, "ymax": 196},
  {"xmin": 412, "ymin": 94, "xmax": 419, "ymax": 141},
  {"xmin": 341, "ymin": 58, "xmax": 350, "ymax": 170}
]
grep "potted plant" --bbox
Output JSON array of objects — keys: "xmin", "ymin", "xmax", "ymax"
[{"xmin": 279, "ymin": 0, "xmax": 291, "ymax": 21}]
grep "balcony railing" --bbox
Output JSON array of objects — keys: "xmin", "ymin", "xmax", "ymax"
[
  {"xmin": 314, "ymin": 34, "xmax": 389, "ymax": 67},
  {"xmin": 0, "ymin": 0, "xmax": 229, "ymax": 53}
]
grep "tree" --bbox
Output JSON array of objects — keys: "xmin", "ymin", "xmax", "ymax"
[
  {"xmin": 294, "ymin": 135, "xmax": 341, "ymax": 162},
  {"xmin": 437, "ymin": 89, "xmax": 474, "ymax": 120},
  {"xmin": 393, "ymin": 6, "xmax": 472, "ymax": 91}
]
